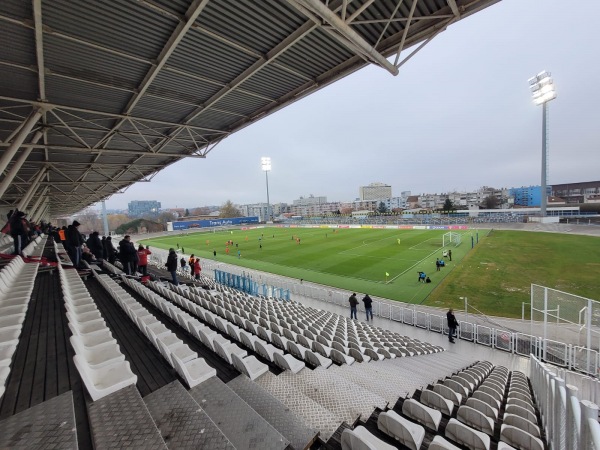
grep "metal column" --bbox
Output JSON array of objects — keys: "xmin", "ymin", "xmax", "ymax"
[
  {"xmin": 541, "ymin": 102, "xmax": 548, "ymax": 217},
  {"xmin": 0, "ymin": 130, "xmax": 43, "ymax": 199},
  {"xmin": 17, "ymin": 168, "xmax": 46, "ymax": 211},
  {"xmin": 27, "ymin": 186, "xmax": 48, "ymax": 219},
  {"xmin": 0, "ymin": 109, "xmax": 43, "ymax": 176}
]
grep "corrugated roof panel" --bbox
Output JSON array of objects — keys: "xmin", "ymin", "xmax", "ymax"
[
  {"xmin": 0, "ymin": 21, "xmax": 36, "ymax": 67},
  {"xmin": 211, "ymin": 91, "xmax": 271, "ymax": 117},
  {"xmin": 42, "ymin": 0, "xmax": 178, "ymax": 60},
  {"xmin": 131, "ymin": 95, "xmax": 197, "ymax": 122},
  {"xmin": 44, "ymin": 34, "xmax": 151, "ymax": 88},
  {"xmin": 239, "ymin": 64, "xmax": 306, "ymax": 100},
  {"xmin": 198, "ymin": 0, "xmax": 305, "ymax": 54},
  {"xmin": 277, "ymin": 28, "xmax": 354, "ymax": 79},
  {"xmin": 0, "ymin": 65, "xmax": 38, "ymax": 100},
  {"xmin": 169, "ymin": 29, "xmax": 257, "ymax": 83},
  {"xmin": 188, "ymin": 108, "xmax": 240, "ymax": 131},
  {"xmin": 46, "ymin": 75, "xmax": 132, "ymax": 114},
  {"xmin": 149, "ymin": 69, "xmax": 222, "ymax": 105},
  {"xmin": 2, "ymin": 0, "xmax": 31, "ymax": 20},
  {"xmin": 148, "ymin": 0, "xmax": 192, "ymax": 16}
]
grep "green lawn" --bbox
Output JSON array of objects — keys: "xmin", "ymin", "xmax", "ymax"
[{"xmin": 140, "ymin": 227, "xmax": 600, "ymax": 318}]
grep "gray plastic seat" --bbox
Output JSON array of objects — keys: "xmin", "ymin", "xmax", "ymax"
[
  {"xmin": 377, "ymin": 410, "xmax": 425, "ymax": 450},
  {"xmin": 341, "ymin": 426, "xmax": 396, "ymax": 450},
  {"xmin": 402, "ymin": 398, "xmax": 442, "ymax": 431},
  {"xmin": 433, "ymin": 383, "xmax": 462, "ymax": 407},
  {"xmin": 503, "ymin": 413, "xmax": 540, "ymax": 438},
  {"xmin": 421, "ymin": 389, "xmax": 454, "ymax": 416},
  {"xmin": 466, "ymin": 397, "xmax": 498, "ymax": 420},
  {"xmin": 429, "ymin": 435, "xmax": 462, "ymax": 450},
  {"xmin": 500, "ymin": 424, "xmax": 544, "ymax": 450},
  {"xmin": 445, "ymin": 418, "xmax": 490, "ymax": 450},
  {"xmin": 457, "ymin": 405, "xmax": 494, "ymax": 436}
]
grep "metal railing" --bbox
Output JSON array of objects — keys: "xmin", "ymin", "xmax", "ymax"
[{"xmin": 530, "ymin": 354, "xmax": 600, "ymax": 450}]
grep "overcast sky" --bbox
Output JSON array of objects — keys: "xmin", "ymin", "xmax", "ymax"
[{"xmin": 103, "ymin": 0, "xmax": 600, "ymax": 211}]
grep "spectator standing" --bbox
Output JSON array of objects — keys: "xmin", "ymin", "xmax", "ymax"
[
  {"xmin": 362, "ymin": 294, "xmax": 373, "ymax": 321},
  {"xmin": 65, "ymin": 220, "xmax": 84, "ymax": 268},
  {"xmin": 166, "ymin": 248, "xmax": 179, "ymax": 285},
  {"xmin": 104, "ymin": 236, "xmax": 117, "ymax": 264},
  {"xmin": 118, "ymin": 235, "xmax": 136, "ymax": 275},
  {"xmin": 349, "ymin": 293, "xmax": 358, "ymax": 320},
  {"xmin": 193, "ymin": 258, "xmax": 201, "ymax": 280},
  {"xmin": 6, "ymin": 211, "xmax": 29, "ymax": 256},
  {"xmin": 446, "ymin": 308, "xmax": 458, "ymax": 343},
  {"xmin": 137, "ymin": 245, "xmax": 152, "ymax": 276},
  {"xmin": 86, "ymin": 231, "xmax": 104, "ymax": 260},
  {"xmin": 180, "ymin": 256, "xmax": 187, "ymax": 273}
]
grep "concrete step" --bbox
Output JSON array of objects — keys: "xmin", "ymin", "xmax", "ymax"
[
  {"xmin": 143, "ymin": 380, "xmax": 234, "ymax": 449},
  {"xmin": 255, "ymin": 371, "xmax": 343, "ymax": 442},
  {"xmin": 277, "ymin": 367, "xmax": 387, "ymax": 422},
  {"xmin": 189, "ymin": 376, "xmax": 289, "ymax": 450},
  {"xmin": 0, "ymin": 391, "xmax": 77, "ymax": 449},
  {"xmin": 87, "ymin": 385, "xmax": 167, "ymax": 449},
  {"xmin": 228, "ymin": 374, "xmax": 319, "ymax": 450}
]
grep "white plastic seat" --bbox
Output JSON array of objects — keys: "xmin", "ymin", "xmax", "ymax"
[
  {"xmin": 457, "ymin": 405, "xmax": 494, "ymax": 436},
  {"xmin": 70, "ymin": 335, "xmax": 125, "ymax": 369},
  {"xmin": 433, "ymin": 383, "xmax": 462, "ymax": 407},
  {"xmin": 173, "ymin": 355, "xmax": 216, "ymax": 388},
  {"xmin": 402, "ymin": 398, "xmax": 442, "ymax": 431},
  {"xmin": 472, "ymin": 390, "xmax": 501, "ymax": 410},
  {"xmin": 157, "ymin": 337, "xmax": 197, "ymax": 365},
  {"xmin": 287, "ymin": 341, "xmax": 308, "ymax": 360},
  {"xmin": 312, "ymin": 340, "xmax": 333, "ymax": 357},
  {"xmin": 341, "ymin": 426, "xmax": 396, "ymax": 450},
  {"xmin": 377, "ymin": 410, "xmax": 425, "ymax": 450},
  {"xmin": 273, "ymin": 352, "xmax": 305, "ymax": 374},
  {"xmin": 348, "ymin": 348, "xmax": 371, "ymax": 363},
  {"xmin": 231, "ymin": 353, "xmax": 268, "ymax": 381},
  {"xmin": 330, "ymin": 348, "xmax": 355, "ymax": 366},
  {"xmin": 506, "ymin": 397, "xmax": 535, "ymax": 414},
  {"xmin": 213, "ymin": 337, "xmax": 247, "ymax": 364},
  {"xmin": 500, "ymin": 424, "xmax": 544, "ymax": 450},
  {"xmin": 254, "ymin": 340, "xmax": 283, "ymax": 362},
  {"xmin": 444, "ymin": 378, "xmax": 469, "ymax": 398},
  {"xmin": 73, "ymin": 355, "xmax": 137, "ymax": 401},
  {"xmin": 503, "ymin": 413, "xmax": 540, "ymax": 438},
  {"xmin": 304, "ymin": 349, "xmax": 333, "ymax": 369},
  {"xmin": 445, "ymin": 418, "xmax": 490, "ymax": 450},
  {"xmin": 504, "ymin": 404, "xmax": 537, "ymax": 424},
  {"xmin": 420, "ymin": 389, "xmax": 454, "ymax": 416},
  {"xmin": 269, "ymin": 333, "xmax": 289, "ymax": 351},
  {"xmin": 0, "ymin": 343, "xmax": 17, "ymax": 367},
  {"xmin": 465, "ymin": 397, "xmax": 498, "ymax": 420},
  {"xmin": 429, "ymin": 435, "xmax": 462, "ymax": 450},
  {"xmin": 240, "ymin": 329, "xmax": 260, "ymax": 351}
]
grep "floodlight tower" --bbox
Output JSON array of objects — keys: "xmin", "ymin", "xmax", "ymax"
[
  {"xmin": 261, "ymin": 157, "xmax": 272, "ymax": 222},
  {"xmin": 528, "ymin": 71, "xmax": 557, "ymax": 217}
]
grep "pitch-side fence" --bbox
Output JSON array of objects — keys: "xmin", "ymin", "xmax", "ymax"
[{"xmin": 530, "ymin": 354, "xmax": 600, "ymax": 450}]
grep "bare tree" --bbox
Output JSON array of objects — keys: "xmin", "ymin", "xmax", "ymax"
[{"xmin": 219, "ymin": 200, "xmax": 241, "ymax": 218}]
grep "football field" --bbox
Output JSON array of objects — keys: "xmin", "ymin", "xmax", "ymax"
[{"xmin": 141, "ymin": 227, "xmax": 473, "ymax": 303}]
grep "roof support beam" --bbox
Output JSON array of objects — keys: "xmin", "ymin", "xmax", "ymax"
[
  {"xmin": 0, "ymin": 130, "xmax": 43, "ymax": 199},
  {"xmin": 17, "ymin": 167, "xmax": 46, "ymax": 211},
  {"xmin": 290, "ymin": 0, "xmax": 399, "ymax": 75},
  {"xmin": 33, "ymin": 0, "xmax": 47, "ymax": 101},
  {"xmin": 447, "ymin": 0, "xmax": 461, "ymax": 17},
  {"xmin": 0, "ymin": 142, "xmax": 207, "ymax": 158},
  {"xmin": 27, "ymin": 186, "xmax": 47, "ymax": 217},
  {"xmin": 0, "ymin": 108, "xmax": 43, "ymax": 178}
]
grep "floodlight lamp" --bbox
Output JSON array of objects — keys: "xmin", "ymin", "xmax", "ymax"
[{"xmin": 261, "ymin": 157, "xmax": 271, "ymax": 172}]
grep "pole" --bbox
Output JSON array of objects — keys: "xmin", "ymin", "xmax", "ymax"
[
  {"xmin": 102, "ymin": 200, "xmax": 109, "ymax": 236},
  {"xmin": 265, "ymin": 170, "xmax": 271, "ymax": 222},
  {"xmin": 543, "ymin": 288, "xmax": 548, "ymax": 361},
  {"xmin": 541, "ymin": 101, "xmax": 548, "ymax": 217},
  {"xmin": 0, "ymin": 130, "xmax": 43, "ymax": 199},
  {"xmin": 0, "ymin": 109, "xmax": 43, "ymax": 176}
]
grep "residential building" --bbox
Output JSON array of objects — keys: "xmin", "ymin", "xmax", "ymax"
[{"xmin": 359, "ymin": 182, "xmax": 392, "ymax": 201}]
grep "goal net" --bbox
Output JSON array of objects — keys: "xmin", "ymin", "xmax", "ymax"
[{"xmin": 443, "ymin": 231, "xmax": 462, "ymax": 247}]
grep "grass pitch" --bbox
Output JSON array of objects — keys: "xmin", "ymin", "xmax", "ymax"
[
  {"xmin": 141, "ymin": 227, "xmax": 471, "ymax": 303},
  {"xmin": 141, "ymin": 227, "xmax": 600, "ymax": 318}
]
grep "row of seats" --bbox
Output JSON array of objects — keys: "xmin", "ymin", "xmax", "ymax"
[
  {"xmin": 21, "ymin": 234, "xmax": 46, "ymax": 258},
  {"xmin": 185, "ymin": 284, "xmax": 441, "ymax": 368},
  {"xmin": 0, "ymin": 234, "xmax": 13, "ymax": 254},
  {"xmin": 161, "ymin": 283, "xmax": 328, "ymax": 372},
  {"xmin": 94, "ymin": 272, "xmax": 216, "ymax": 388},
  {"xmin": 0, "ymin": 256, "xmax": 39, "ymax": 399},
  {"xmin": 58, "ymin": 263, "xmax": 136, "ymax": 401},
  {"xmin": 146, "ymin": 280, "xmax": 300, "ymax": 378}
]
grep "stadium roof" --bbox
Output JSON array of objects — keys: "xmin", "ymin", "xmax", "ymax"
[{"xmin": 0, "ymin": 0, "xmax": 499, "ymax": 218}]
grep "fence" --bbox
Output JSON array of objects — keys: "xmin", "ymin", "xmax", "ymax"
[{"xmin": 530, "ymin": 354, "xmax": 600, "ymax": 450}]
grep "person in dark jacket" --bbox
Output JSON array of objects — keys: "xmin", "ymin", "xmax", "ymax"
[
  {"xmin": 7, "ymin": 211, "xmax": 28, "ymax": 256},
  {"xmin": 104, "ymin": 236, "xmax": 117, "ymax": 264},
  {"xmin": 447, "ymin": 308, "xmax": 459, "ymax": 343},
  {"xmin": 166, "ymin": 248, "xmax": 179, "ymax": 285},
  {"xmin": 349, "ymin": 293, "xmax": 358, "ymax": 320},
  {"xmin": 86, "ymin": 231, "xmax": 104, "ymax": 260},
  {"xmin": 362, "ymin": 294, "xmax": 373, "ymax": 321},
  {"xmin": 65, "ymin": 220, "xmax": 84, "ymax": 268},
  {"xmin": 118, "ymin": 235, "xmax": 137, "ymax": 275}
]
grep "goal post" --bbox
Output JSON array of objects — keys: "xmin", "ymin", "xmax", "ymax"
[{"xmin": 443, "ymin": 231, "xmax": 462, "ymax": 247}]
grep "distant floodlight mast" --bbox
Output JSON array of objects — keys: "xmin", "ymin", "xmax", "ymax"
[
  {"xmin": 528, "ymin": 71, "xmax": 556, "ymax": 217},
  {"xmin": 261, "ymin": 157, "xmax": 272, "ymax": 222}
]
